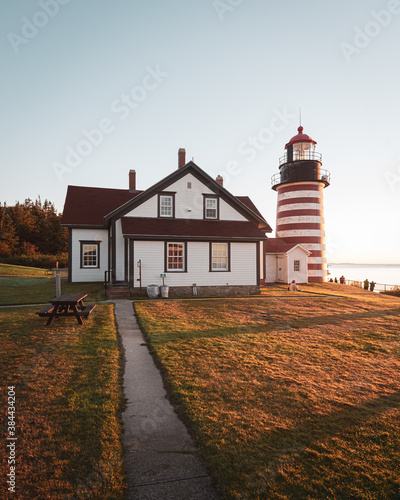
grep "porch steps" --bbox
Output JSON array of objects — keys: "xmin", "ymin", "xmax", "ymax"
[{"xmin": 105, "ymin": 283, "xmax": 130, "ymax": 300}]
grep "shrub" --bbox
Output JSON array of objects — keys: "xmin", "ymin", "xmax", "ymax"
[
  {"xmin": 0, "ymin": 253, "xmax": 68, "ymax": 269},
  {"xmin": 381, "ymin": 285, "xmax": 400, "ymax": 297}
]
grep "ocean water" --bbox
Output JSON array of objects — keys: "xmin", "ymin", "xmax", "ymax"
[{"xmin": 327, "ymin": 264, "xmax": 400, "ymax": 288}]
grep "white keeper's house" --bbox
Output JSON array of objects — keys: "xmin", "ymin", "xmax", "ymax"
[{"xmin": 62, "ymin": 149, "xmax": 273, "ymax": 298}]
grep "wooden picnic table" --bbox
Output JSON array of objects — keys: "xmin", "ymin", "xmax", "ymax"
[{"xmin": 36, "ymin": 293, "xmax": 96, "ymax": 326}]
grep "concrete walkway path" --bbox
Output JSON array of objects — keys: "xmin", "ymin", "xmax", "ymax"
[{"xmin": 114, "ymin": 300, "xmax": 219, "ymax": 500}]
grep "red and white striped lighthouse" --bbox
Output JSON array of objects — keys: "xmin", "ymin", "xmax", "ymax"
[{"xmin": 271, "ymin": 126, "xmax": 330, "ymax": 282}]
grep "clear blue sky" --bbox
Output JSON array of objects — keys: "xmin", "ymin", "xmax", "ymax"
[{"xmin": 1, "ymin": 0, "xmax": 400, "ymax": 263}]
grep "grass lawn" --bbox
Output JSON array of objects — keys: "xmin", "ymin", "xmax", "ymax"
[
  {"xmin": 0, "ymin": 263, "xmax": 49, "ymax": 277},
  {"xmin": 0, "ymin": 304, "xmax": 126, "ymax": 499},
  {"xmin": 135, "ymin": 283, "xmax": 400, "ymax": 499},
  {"xmin": 0, "ymin": 277, "xmax": 104, "ymax": 306}
]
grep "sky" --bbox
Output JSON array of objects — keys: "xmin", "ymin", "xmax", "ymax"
[{"xmin": 1, "ymin": 0, "xmax": 400, "ymax": 264}]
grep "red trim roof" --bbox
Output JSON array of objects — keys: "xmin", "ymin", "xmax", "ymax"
[
  {"xmin": 61, "ymin": 186, "xmax": 142, "ymax": 226},
  {"xmin": 285, "ymin": 126, "xmax": 317, "ymax": 149},
  {"xmin": 265, "ymin": 238, "xmax": 309, "ymax": 253},
  {"xmin": 121, "ymin": 217, "xmax": 268, "ymax": 239},
  {"xmin": 236, "ymin": 196, "xmax": 264, "ymax": 220}
]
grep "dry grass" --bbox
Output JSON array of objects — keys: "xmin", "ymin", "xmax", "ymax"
[
  {"xmin": 0, "ymin": 304, "xmax": 125, "ymax": 499},
  {"xmin": 0, "ymin": 263, "xmax": 49, "ymax": 277},
  {"xmin": 135, "ymin": 284, "xmax": 400, "ymax": 499},
  {"xmin": 0, "ymin": 277, "xmax": 104, "ymax": 305}
]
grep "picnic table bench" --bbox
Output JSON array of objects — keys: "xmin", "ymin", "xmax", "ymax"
[{"xmin": 36, "ymin": 293, "xmax": 96, "ymax": 326}]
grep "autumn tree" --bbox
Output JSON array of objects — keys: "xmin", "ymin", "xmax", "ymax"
[
  {"xmin": 0, "ymin": 198, "xmax": 67, "ymax": 256},
  {"xmin": 0, "ymin": 203, "xmax": 19, "ymax": 256}
]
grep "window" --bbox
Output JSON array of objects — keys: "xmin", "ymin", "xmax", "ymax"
[
  {"xmin": 160, "ymin": 195, "xmax": 173, "ymax": 217},
  {"xmin": 187, "ymin": 182, "xmax": 192, "ymax": 189},
  {"xmin": 166, "ymin": 242, "xmax": 185, "ymax": 271},
  {"xmin": 80, "ymin": 241, "xmax": 100, "ymax": 268},
  {"xmin": 158, "ymin": 193, "xmax": 175, "ymax": 218},
  {"xmin": 294, "ymin": 260, "xmax": 300, "ymax": 272},
  {"xmin": 204, "ymin": 196, "xmax": 219, "ymax": 219},
  {"xmin": 211, "ymin": 243, "xmax": 229, "ymax": 271}
]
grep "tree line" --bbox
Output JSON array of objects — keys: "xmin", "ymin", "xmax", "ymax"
[{"xmin": 0, "ymin": 198, "xmax": 67, "ymax": 258}]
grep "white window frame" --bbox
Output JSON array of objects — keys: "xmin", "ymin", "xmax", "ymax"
[
  {"xmin": 204, "ymin": 196, "xmax": 218, "ymax": 219},
  {"xmin": 211, "ymin": 242, "xmax": 229, "ymax": 271},
  {"xmin": 159, "ymin": 194, "xmax": 174, "ymax": 218},
  {"xmin": 294, "ymin": 259, "xmax": 300, "ymax": 272},
  {"xmin": 166, "ymin": 242, "xmax": 185, "ymax": 272},
  {"xmin": 81, "ymin": 241, "xmax": 100, "ymax": 268}
]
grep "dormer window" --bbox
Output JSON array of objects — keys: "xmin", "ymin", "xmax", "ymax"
[
  {"xmin": 158, "ymin": 193, "xmax": 175, "ymax": 218},
  {"xmin": 204, "ymin": 195, "xmax": 219, "ymax": 219}
]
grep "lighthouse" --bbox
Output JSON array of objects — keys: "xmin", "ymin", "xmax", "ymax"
[{"xmin": 271, "ymin": 126, "xmax": 330, "ymax": 282}]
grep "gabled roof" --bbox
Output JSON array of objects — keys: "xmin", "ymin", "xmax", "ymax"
[
  {"xmin": 235, "ymin": 196, "xmax": 264, "ymax": 220},
  {"xmin": 104, "ymin": 161, "xmax": 272, "ymax": 231},
  {"xmin": 61, "ymin": 186, "xmax": 142, "ymax": 227},
  {"xmin": 121, "ymin": 217, "xmax": 268, "ymax": 240},
  {"xmin": 61, "ymin": 161, "xmax": 272, "ymax": 232},
  {"xmin": 265, "ymin": 238, "xmax": 311, "ymax": 255}
]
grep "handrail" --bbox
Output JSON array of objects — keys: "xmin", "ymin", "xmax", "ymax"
[
  {"xmin": 271, "ymin": 169, "xmax": 331, "ymax": 188},
  {"xmin": 342, "ymin": 279, "xmax": 399, "ymax": 293},
  {"xmin": 104, "ymin": 270, "xmax": 110, "ymax": 296},
  {"xmin": 279, "ymin": 150, "xmax": 322, "ymax": 166}
]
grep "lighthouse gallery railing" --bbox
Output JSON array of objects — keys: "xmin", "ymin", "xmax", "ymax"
[
  {"xmin": 271, "ymin": 169, "xmax": 331, "ymax": 189},
  {"xmin": 279, "ymin": 150, "xmax": 322, "ymax": 166}
]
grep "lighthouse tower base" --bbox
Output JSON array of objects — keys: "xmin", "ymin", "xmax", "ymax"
[{"xmin": 275, "ymin": 181, "xmax": 327, "ymax": 283}]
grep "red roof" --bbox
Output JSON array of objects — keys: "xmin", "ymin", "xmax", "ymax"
[
  {"xmin": 62, "ymin": 186, "xmax": 142, "ymax": 226},
  {"xmin": 285, "ymin": 126, "xmax": 317, "ymax": 149},
  {"xmin": 236, "ymin": 196, "xmax": 265, "ymax": 220},
  {"xmin": 265, "ymin": 238, "xmax": 301, "ymax": 253},
  {"xmin": 121, "ymin": 217, "xmax": 268, "ymax": 239},
  {"xmin": 61, "ymin": 185, "xmax": 271, "ymax": 232}
]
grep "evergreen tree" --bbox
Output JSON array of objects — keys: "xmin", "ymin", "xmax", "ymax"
[
  {"xmin": 0, "ymin": 198, "xmax": 67, "ymax": 256},
  {"xmin": 0, "ymin": 203, "xmax": 19, "ymax": 256}
]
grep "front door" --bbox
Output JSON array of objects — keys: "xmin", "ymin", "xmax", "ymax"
[{"xmin": 277, "ymin": 256, "xmax": 285, "ymax": 283}]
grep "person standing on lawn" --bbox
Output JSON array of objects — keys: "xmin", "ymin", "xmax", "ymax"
[{"xmin": 364, "ymin": 279, "xmax": 370, "ymax": 290}]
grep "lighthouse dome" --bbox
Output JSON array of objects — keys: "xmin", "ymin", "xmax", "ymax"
[{"xmin": 285, "ymin": 126, "xmax": 317, "ymax": 149}]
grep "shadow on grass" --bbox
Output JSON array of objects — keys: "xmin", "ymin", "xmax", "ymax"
[
  {"xmin": 236, "ymin": 390, "xmax": 400, "ymax": 499},
  {"xmin": 145, "ymin": 306, "xmax": 400, "ymax": 344}
]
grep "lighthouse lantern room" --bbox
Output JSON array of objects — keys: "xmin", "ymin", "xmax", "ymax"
[{"xmin": 271, "ymin": 126, "xmax": 330, "ymax": 283}]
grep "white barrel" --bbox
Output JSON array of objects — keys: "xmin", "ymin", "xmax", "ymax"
[
  {"xmin": 147, "ymin": 285, "xmax": 160, "ymax": 298},
  {"xmin": 160, "ymin": 285, "xmax": 169, "ymax": 298}
]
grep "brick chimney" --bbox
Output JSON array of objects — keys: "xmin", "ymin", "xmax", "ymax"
[
  {"xmin": 129, "ymin": 169, "xmax": 136, "ymax": 191},
  {"xmin": 178, "ymin": 148, "xmax": 186, "ymax": 169},
  {"xmin": 216, "ymin": 175, "xmax": 223, "ymax": 187}
]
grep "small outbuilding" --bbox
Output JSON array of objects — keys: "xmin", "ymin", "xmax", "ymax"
[{"xmin": 265, "ymin": 238, "xmax": 310, "ymax": 284}]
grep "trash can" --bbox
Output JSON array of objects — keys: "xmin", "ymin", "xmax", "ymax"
[
  {"xmin": 160, "ymin": 285, "xmax": 169, "ymax": 298},
  {"xmin": 147, "ymin": 284, "xmax": 160, "ymax": 298}
]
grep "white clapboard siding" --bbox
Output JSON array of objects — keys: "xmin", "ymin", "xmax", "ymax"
[
  {"xmin": 219, "ymin": 199, "xmax": 247, "ymax": 221},
  {"xmin": 125, "ymin": 173, "xmax": 248, "ymax": 221},
  {"xmin": 114, "ymin": 220, "xmax": 125, "ymax": 281},
  {"xmin": 265, "ymin": 254, "xmax": 277, "ymax": 283},
  {"xmin": 133, "ymin": 241, "xmax": 165, "ymax": 285},
  {"xmin": 287, "ymin": 246, "xmax": 309, "ymax": 284},
  {"xmin": 259, "ymin": 241, "xmax": 265, "ymax": 281},
  {"xmin": 71, "ymin": 229, "xmax": 108, "ymax": 282},
  {"xmin": 125, "ymin": 196, "xmax": 157, "ymax": 218},
  {"xmin": 132, "ymin": 241, "xmax": 257, "ymax": 287}
]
